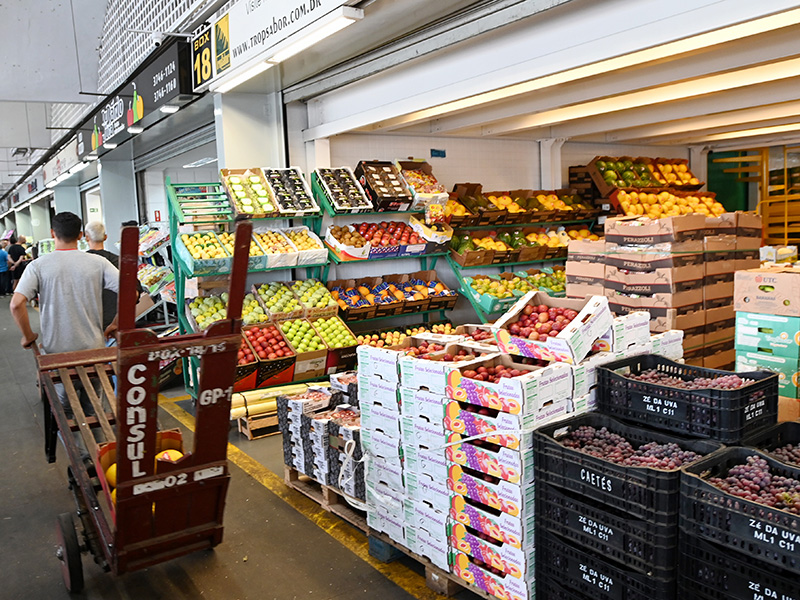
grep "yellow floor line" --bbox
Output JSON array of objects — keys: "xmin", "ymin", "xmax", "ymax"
[
  {"xmin": 159, "ymin": 401, "xmax": 445, "ymax": 600},
  {"xmin": 158, "ymin": 393, "xmax": 192, "ymax": 404}
]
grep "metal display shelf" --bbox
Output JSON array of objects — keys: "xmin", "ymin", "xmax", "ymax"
[
  {"xmin": 343, "ymin": 308, "xmax": 450, "ymax": 327},
  {"xmin": 459, "ymin": 218, "xmax": 594, "ymax": 230},
  {"xmin": 447, "ymin": 254, "xmax": 567, "ymax": 271},
  {"xmin": 328, "ymin": 249, "xmax": 446, "ymax": 271}
]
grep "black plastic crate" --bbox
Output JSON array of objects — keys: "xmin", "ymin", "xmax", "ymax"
[
  {"xmin": 537, "ymin": 481, "xmax": 678, "ymax": 578},
  {"xmin": 536, "ymin": 529, "xmax": 676, "ymax": 600},
  {"xmin": 742, "ymin": 421, "xmax": 800, "ymax": 467},
  {"xmin": 534, "ymin": 413, "xmax": 723, "ymax": 522},
  {"xmin": 536, "ymin": 576, "xmax": 593, "ymax": 600},
  {"xmin": 678, "ymin": 531, "xmax": 800, "ymax": 600},
  {"xmin": 597, "ymin": 354, "xmax": 778, "ymax": 442},
  {"xmin": 681, "ymin": 447, "xmax": 800, "ymax": 576}
]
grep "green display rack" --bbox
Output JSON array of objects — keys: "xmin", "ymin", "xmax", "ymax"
[{"xmin": 167, "ymin": 177, "xmax": 328, "ymax": 398}]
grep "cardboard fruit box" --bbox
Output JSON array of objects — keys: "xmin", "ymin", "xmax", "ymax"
[
  {"xmin": 445, "ymin": 353, "xmax": 574, "ymax": 414},
  {"xmin": 567, "ymin": 238, "xmax": 606, "ymax": 263},
  {"xmin": 449, "ymin": 493, "xmax": 534, "ymax": 550},
  {"xmin": 175, "ymin": 231, "xmax": 232, "ymax": 276},
  {"xmin": 605, "ymin": 263, "xmax": 703, "ymax": 294},
  {"xmin": 324, "ymin": 224, "xmax": 371, "ymax": 261},
  {"xmin": 734, "ymin": 266, "xmax": 800, "ymax": 317},
  {"xmin": 279, "ymin": 319, "xmax": 329, "ymax": 382},
  {"xmin": 399, "ymin": 341, "xmax": 493, "ymax": 395},
  {"xmin": 354, "ymin": 160, "xmax": 413, "ymax": 212},
  {"xmin": 492, "ymin": 291, "xmax": 613, "ymax": 364},
  {"xmin": 604, "ymin": 214, "xmax": 707, "ymax": 244},
  {"xmin": 452, "ymin": 182, "xmax": 510, "ymax": 226},
  {"xmin": 735, "ymin": 312, "xmax": 800, "ymax": 359},
  {"xmin": 326, "ymin": 277, "xmax": 378, "ymax": 321},
  {"xmin": 605, "ymin": 239, "xmax": 704, "ymax": 271}
]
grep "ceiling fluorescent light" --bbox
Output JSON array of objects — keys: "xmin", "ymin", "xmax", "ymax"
[
  {"xmin": 270, "ymin": 7, "xmax": 363, "ymax": 63},
  {"xmin": 104, "ymin": 142, "xmax": 118, "ymax": 149},
  {"xmin": 45, "ymin": 180, "xmax": 57, "ymax": 189},
  {"xmin": 182, "ymin": 157, "xmax": 218, "ymax": 168},
  {"xmin": 127, "ymin": 125, "xmax": 144, "ymax": 134},
  {"xmin": 704, "ymin": 123, "xmax": 800, "ymax": 142},
  {"xmin": 485, "ymin": 56, "xmax": 800, "ymax": 135},
  {"xmin": 390, "ymin": 7, "xmax": 800, "ymax": 127},
  {"xmin": 85, "ymin": 153, "xmax": 98, "ymax": 161},
  {"xmin": 212, "ymin": 61, "xmax": 274, "ymax": 94},
  {"xmin": 70, "ymin": 162, "xmax": 89, "ymax": 174},
  {"xmin": 160, "ymin": 105, "xmax": 180, "ymax": 114}
]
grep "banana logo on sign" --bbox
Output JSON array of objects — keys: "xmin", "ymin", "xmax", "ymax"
[{"xmin": 215, "ymin": 14, "xmax": 230, "ymax": 73}]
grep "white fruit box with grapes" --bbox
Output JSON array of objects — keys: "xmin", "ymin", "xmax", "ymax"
[
  {"xmin": 446, "ymin": 430, "xmax": 535, "ymax": 486},
  {"xmin": 398, "ymin": 343, "xmax": 497, "ymax": 396},
  {"xmin": 404, "ymin": 442, "xmax": 449, "ymax": 482},
  {"xmin": 358, "ymin": 373, "xmax": 400, "ymax": 409},
  {"xmin": 361, "ymin": 399, "xmax": 401, "ymax": 437},
  {"xmin": 399, "ymin": 388, "xmax": 447, "ymax": 424},
  {"xmin": 406, "ymin": 470, "xmax": 450, "ymax": 513},
  {"xmin": 401, "ymin": 417, "xmax": 447, "ymax": 458},
  {"xmin": 592, "ymin": 311, "xmax": 651, "ymax": 353},
  {"xmin": 492, "ymin": 291, "xmax": 613, "ymax": 364}
]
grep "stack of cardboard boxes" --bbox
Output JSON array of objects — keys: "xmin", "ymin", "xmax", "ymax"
[
  {"xmin": 566, "ymin": 212, "xmax": 762, "ymax": 369},
  {"xmin": 355, "ymin": 293, "xmax": 685, "ymax": 600},
  {"xmin": 735, "ymin": 265, "xmax": 800, "ymax": 421}
]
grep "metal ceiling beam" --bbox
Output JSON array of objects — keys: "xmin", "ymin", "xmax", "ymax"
[
  {"xmin": 462, "ymin": 78, "xmax": 800, "ymax": 142},
  {"xmin": 385, "ymin": 26, "xmax": 800, "ymax": 136},
  {"xmin": 302, "ymin": 0, "xmax": 800, "ymax": 142}
]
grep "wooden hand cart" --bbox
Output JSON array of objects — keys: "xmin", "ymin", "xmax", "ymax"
[{"xmin": 37, "ymin": 221, "xmax": 253, "ymax": 592}]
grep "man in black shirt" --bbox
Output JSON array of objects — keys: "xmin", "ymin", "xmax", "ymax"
[
  {"xmin": 8, "ymin": 235, "xmax": 28, "ymax": 292},
  {"xmin": 85, "ymin": 222, "xmax": 136, "ymax": 331}
]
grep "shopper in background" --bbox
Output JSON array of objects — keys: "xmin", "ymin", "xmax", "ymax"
[
  {"xmin": 10, "ymin": 212, "xmax": 119, "ymax": 422},
  {"xmin": 85, "ymin": 221, "xmax": 122, "ymax": 333},
  {"xmin": 8, "ymin": 235, "xmax": 28, "ymax": 291},
  {"xmin": 0, "ymin": 239, "xmax": 8, "ymax": 296}
]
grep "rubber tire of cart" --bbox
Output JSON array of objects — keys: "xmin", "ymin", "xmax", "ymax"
[{"xmin": 56, "ymin": 512, "xmax": 84, "ymax": 593}]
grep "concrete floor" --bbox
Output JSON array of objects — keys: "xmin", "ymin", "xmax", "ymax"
[{"xmin": 0, "ymin": 303, "xmax": 480, "ymax": 600}]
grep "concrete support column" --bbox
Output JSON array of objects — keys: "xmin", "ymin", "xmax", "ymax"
[
  {"xmin": 4, "ymin": 214, "xmax": 16, "ymax": 235},
  {"xmin": 16, "ymin": 210, "xmax": 32, "ymax": 240},
  {"xmin": 53, "ymin": 185, "xmax": 82, "ymax": 218},
  {"xmin": 538, "ymin": 138, "xmax": 567, "ymax": 189},
  {"xmin": 305, "ymin": 138, "xmax": 331, "ymax": 172},
  {"xmin": 214, "ymin": 77, "xmax": 286, "ymax": 169},
  {"xmin": 99, "ymin": 144, "xmax": 138, "ymax": 246},
  {"xmin": 689, "ymin": 146, "xmax": 711, "ymax": 186},
  {"xmin": 30, "ymin": 202, "xmax": 51, "ymax": 242}
]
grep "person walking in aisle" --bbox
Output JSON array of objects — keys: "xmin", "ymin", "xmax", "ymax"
[
  {"xmin": 85, "ymin": 221, "xmax": 122, "ymax": 333},
  {"xmin": 8, "ymin": 235, "xmax": 28, "ymax": 291},
  {"xmin": 0, "ymin": 239, "xmax": 8, "ymax": 296},
  {"xmin": 10, "ymin": 212, "xmax": 119, "ymax": 425}
]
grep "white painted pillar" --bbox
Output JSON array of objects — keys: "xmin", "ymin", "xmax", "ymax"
[
  {"xmin": 99, "ymin": 144, "xmax": 139, "ymax": 246},
  {"xmin": 305, "ymin": 138, "xmax": 331, "ymax": 173},
  {"xmin": 689, "ymin": 146, "xmax": 711, "ymax": 185},
  {"xmin": 53, "ymin": 184, "xmax": 82, "ymax": 218},
  {"xmin": 30, "ymin": 201, "xmax": 51, "ymax": 242},
  {"xmin": 214, "ymin": 86, "xmax": 286, "ymax": 169},
  {"xmin": 16, "ymin": 210, "xmax": 32, "ymax": 240},
  {"xmin": 4, "ymin": 214, "xmax": 16, "ymax": 234},
  {"xmin": 538, "ymin": 138, "xmax": 567, "ymax": 189}
]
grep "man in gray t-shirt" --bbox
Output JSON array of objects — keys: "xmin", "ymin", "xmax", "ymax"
[{"xmin": 11, "ymin": 212, "xmax": 119, "ymax": 354}]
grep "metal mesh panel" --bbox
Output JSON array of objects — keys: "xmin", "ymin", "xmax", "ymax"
[
  {"xmin": 97, "ymin": 0, "xmax": 204, "ymax": 94},
  {"xmin": 49, "ymin": 103, "xmax": 92, "ymax": 144}
]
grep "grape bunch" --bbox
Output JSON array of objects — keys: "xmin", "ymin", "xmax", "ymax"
[
  {"xmin": 770, "ymin": 443, "xmax": 800, "ymax": 467},
  {"xmin": 627, "ymin": 369, "xmax": 751, "ymax": 390},
  {"xmin": 708, "ymin": 455, "xmax": 800, "ymax": 514},
  {"xmin": 560, "ymin": 426, "xmax": 703, "ymax": 470}
]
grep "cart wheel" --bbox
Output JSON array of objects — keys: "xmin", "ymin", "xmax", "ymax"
[{"xmin": 55, "ymin": 513, "xmax": 84, "ymax": 593}]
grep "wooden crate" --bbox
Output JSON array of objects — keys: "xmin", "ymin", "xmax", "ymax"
[{"xmin": 237, "ymin": 411, "xmax": 280, "ymax": 440}]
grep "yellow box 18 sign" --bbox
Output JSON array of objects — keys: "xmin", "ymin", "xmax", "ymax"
[{"xmin": 192, "ymin": 26, "xmax": 213, "ymax": 90}]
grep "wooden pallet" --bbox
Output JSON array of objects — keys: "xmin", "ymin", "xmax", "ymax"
[
  {"xmin": 237, "ymin": 412, "xmax": 280, "ymax": 440},
  {"xmin": 368, "ymin": 530, "xmax": 493, "ymax": 599},
  {"xmin": 283, "ymin": 465, "xmax": 367, "ymax": 533}
]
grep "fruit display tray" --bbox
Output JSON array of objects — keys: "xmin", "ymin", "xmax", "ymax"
[
  {"xmin": 537, "ymin": 481, "xmax": 678, "ymax": 579},
  {"xmin": 312, "ymin": 167, "xmax": 372, "ymax": 213},
  {"xmin": 680, "ymin": 447, "xmax": 800, "ymax": 576},
  {"xmin": 596, "ymin": 354, "xmax": 778, "ymax": 443},
  {"xmin": 534, "ymin": 413, "xmax": 723, "ymax": 522},
  {"xmin": 677, "ymin": 532, "xmax": 800, "ymax": 600},
  {"xmin": 263, "ymin": 167, "xmax": 320, "ymax": 216},
  {"xmin": 220, "ymin": 168, "xmax": 277, "ymax": 218},
  {"xmin": 536, "ymin": 529, "xmax": 676, "ymax": 600}
]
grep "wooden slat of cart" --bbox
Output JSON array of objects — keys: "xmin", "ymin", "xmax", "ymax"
[
  {"xmin": 94, "ymin": 366, "xmax": 118, "ymax": 419},
  {"xmin": 75, "ymin": 366, "xmax": 116, "ymax": 443},
  {"xmin": 57, "ymin": 368, "xmax": 99, "ymax": 459}
]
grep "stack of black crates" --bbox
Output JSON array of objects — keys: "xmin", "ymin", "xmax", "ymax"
[{"xmin": 533, "ymin": 352, "xmax": 780, "ymax": 600}]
